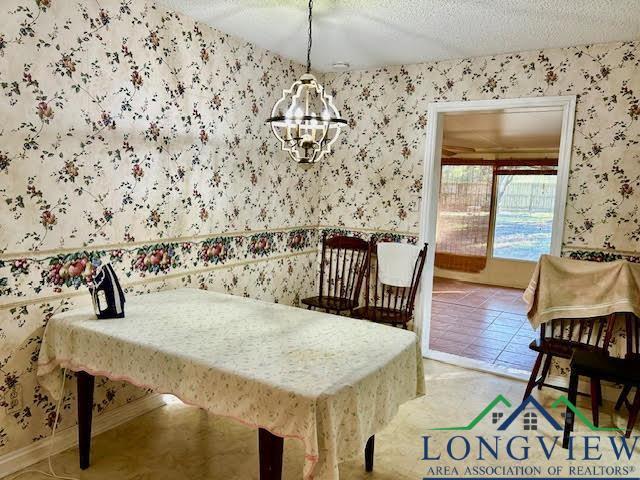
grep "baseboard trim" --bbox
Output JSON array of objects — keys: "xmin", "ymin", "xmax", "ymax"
[{"xmin": 0, "ymin": 394, "xmax": 166, "ymax": 478}]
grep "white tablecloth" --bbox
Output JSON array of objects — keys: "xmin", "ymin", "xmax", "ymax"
[{"xmin": 37, "ymin": 288, "xmax": 424, "ymax": 479}]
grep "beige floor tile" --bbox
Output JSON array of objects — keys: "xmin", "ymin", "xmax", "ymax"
[{"xmin": 8, "ymin": 360, "xmax": 640, "ymax": 480}]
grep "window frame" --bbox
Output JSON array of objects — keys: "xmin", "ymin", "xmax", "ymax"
[{"xmin": 440, "ymin": 157, "xmax": 558, "ymax": 264}]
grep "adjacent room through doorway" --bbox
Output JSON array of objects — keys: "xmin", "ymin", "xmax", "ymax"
[{"xmin": 426, "ymin": 106, "xmax": 567, "ymax": 372}]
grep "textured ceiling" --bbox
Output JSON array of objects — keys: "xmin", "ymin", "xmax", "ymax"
[
  {"xmin": 443, "ymin": 109, "xmax": 563, "ymax": 151},
  {"xmin": 157, "ymin": 0, "xmax": 640, "ymax": 71}
]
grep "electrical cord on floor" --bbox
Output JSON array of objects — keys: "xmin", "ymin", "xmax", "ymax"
[{"xmin": 9, "ymin": 369, "xmax": 80, "ymax": 480}]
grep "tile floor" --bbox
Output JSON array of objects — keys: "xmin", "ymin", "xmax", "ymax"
[
  {"xmin": 9, "ymin": 360, "xmax": 639, "ymax": 480},
  {"xmin": 429, "ymin": 277, "xmax": 538, "ymax": 371}
]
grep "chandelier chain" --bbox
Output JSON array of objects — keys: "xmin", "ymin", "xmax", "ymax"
[{"xmin": 306, "ymin": 0, "xmax": 313, "ymax": 73}]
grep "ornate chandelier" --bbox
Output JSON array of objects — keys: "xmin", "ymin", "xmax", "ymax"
[{"xmin": 266, "ymin": 0, "xmax": 347, "ymax": 164}]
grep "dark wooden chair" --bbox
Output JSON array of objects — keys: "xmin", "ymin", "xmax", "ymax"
[
  {"xmin": 352, "ymin": 242, "xmax": 428, "ymax": 329},
  {"xmin": 301, "ymin": 233, "xmax": 369, "ymax": 314},
  {"xmin": 523, "ymin": 313, "xmax": 617, "ymax": 423},
  {"xmin": 563, "ymin": 349, "xmax": 640, "ymax": 448},
  {"xmin": 614, "ymin": 313, "xmax": 640, "ymax": 429}
]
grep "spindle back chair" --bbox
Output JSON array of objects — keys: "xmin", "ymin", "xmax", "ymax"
[
  {"xmin": 301, "ymin": 233, "xmax": 369, "ymax": 314},
  {"xmin": 614, "ymin": 313, "xmax": 640, "ymax": 427},
  {"xmin": 523, "ymin": 314, "xmax": 616, "ymax": 403},
  {"xmin": 352, "ymin": 242, "xmax": 428, "ymax": 329},
  {"xmin": 563, "ymin": 346, "xmax": 640, "ymax": 444}
]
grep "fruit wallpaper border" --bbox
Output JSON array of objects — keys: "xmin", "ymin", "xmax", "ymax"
[
  {"xmin": 317, "ymin": 227, "xmax": 640, "ymax": 264},
  {"xmin": 0, "ymin": 227, "xmax": 318, "ymax": 306},
  {"xmin": 4, "ymin": 225, "xmax": 638, "ymax": 310}
]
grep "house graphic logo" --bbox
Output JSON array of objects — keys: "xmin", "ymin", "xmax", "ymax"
[
  {"xmin": 430, "ymin": 394, "xmax": 619, "ymax": 432},
  {"xmin": 421, "ymin": 394, "xmax": 638, "ymax": 478}
]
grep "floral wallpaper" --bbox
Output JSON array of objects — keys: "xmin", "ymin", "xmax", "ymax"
[
  {"xmin": 318, "ymin": 40, "xmax": 640, "ymax": 261},
  {"xmin": 0, "ymin": 0, "xmax": 320, "ymax": 457},
  {"xmin": 0, "ymin": 1, "xmax": 319, "ymax": 253},
  {"xmin": 0, "ymin": 0, "xmax": 638, "ymax": 462}
]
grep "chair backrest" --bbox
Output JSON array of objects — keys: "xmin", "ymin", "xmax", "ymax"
[
  {"xmin": 540, "ymin": 314, "xmax": 616, "ymax": 352},
  {"xmin": 364, "ymin": 241, "xmax": 428, "ymax": 321},
  {"xmin": 625, "ymin": 313, "xmax": 640, "ymax": 358},
  {"xmin": 318, "ymin": 233, "xmax": 369, "ymax": 301}
]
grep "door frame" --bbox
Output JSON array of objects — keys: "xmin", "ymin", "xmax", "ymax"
[{"xmin": 416, "ymin": 96, "xmax": 576, "ymax": 378}]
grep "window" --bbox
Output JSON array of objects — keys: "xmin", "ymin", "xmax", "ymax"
[
  {"xmin": 523, "ymin": 412, "xmax": 538, "ymax": 431},
  {"xmin": 435, "ymin": 159, "xmax": 558, "ymax": 270},
  {"xmin": 492, "ymin": 412, "xmax": 504, "ymax": 424},
  {"xmin": 492, "ymin": 174, "xmax": 557, "ymax": 261}
]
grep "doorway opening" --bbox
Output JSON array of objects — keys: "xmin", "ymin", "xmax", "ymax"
[{"xmin": 418, "ymin": 97, "xmax": 576, "ymax": 378}]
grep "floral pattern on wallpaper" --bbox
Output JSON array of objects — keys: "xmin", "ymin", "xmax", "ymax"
[
  {"xmin": 567, "ymin": 249, "xmax": 640, "ymax": 263},
  {"xmin": 319, "ymin": 41, "xmax": 640, "ymax": 256},
  {"xmin": 0, "ymin": 0, "xmax": 320, "ymax": 457},
  {"xmin": 0, "ymin": 0, "xmax": 318, "ymax": 255},
  {"xmin": 0, "ymin": 0, "xmax": 637, "ymax": 462}
]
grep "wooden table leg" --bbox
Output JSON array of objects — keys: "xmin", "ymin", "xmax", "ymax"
[
  {"xmin": 259, "ymin": 428, "xmax": 283, "ymax": 480},
  {"xmin": 365, "ymin": 435, "xmax": 375, "ymax": 472},
  {"xmin": 77, "ymin": 371, "xmax": 95, "ymax": 470},
  {"xmin": 562, "ymin": 371, "xmax": 579, "ymax": 449}
]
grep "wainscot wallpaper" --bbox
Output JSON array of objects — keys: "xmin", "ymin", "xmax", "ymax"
[
  {"xmin": 0, "ymin": 0, "xmax": 319, "ymax": 456},
  {"xmin": 319, "ymin": 40, "xmax": 640, "ymax": 262}
]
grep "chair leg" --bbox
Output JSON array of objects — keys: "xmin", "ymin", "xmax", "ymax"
[
  {"xmin": 523, "ymin": 352, "xmax": 544, "ymax": 400},
  {"xmin": 538, "ymin": 354, "xmax": 552, "ymax": 390},
  {"xmin": 625, "ymin": 388, "xmax": 640, "ymax": 438},
  {"xmin": 590, "ymin": 378, "xmax": 600, "ymax": 428},
  {"xmin": 597, "ymin": 380, "xmax": 603, "ymax": 406},
  {"xmin": 616, "ymin": 385, "xmax": 632, "ymax": 411},
  {"xmin": 563, "ymin": 371, "xmax": 579, "ymax": 449}
]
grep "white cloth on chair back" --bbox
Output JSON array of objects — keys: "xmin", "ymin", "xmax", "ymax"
[{"xmin": 377, "ymin": 242, "xmax": 421, "ymax": 287}]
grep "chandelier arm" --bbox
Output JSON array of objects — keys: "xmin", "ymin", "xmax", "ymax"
[{"xmin": 306, "ymin": 0, "xmax": 313, "ymax": 73}]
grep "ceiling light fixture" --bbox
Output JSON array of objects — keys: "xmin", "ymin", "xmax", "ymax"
[
  {"xmin": 266, "ymin": 0, "xmax": 347, "ymax": 164},
  {"xmin": 332, "ymin": 62, "xmax": 350, "ymax": 71}
]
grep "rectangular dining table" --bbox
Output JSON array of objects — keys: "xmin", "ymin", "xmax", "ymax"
[{"xmin": 37, "ymin": 288, "xmax": 424, "ymax": 479}]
